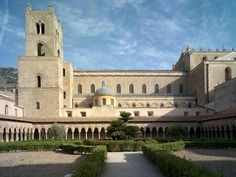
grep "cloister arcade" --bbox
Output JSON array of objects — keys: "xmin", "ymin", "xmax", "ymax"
[{"xmin": 1, "ymin": 119, "xmax": 236, "ymax": 142}]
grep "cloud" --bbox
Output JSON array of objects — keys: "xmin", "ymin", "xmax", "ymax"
[{"xmin": 0, "ymin": 0, "xmax": 9, "ymax": 46}]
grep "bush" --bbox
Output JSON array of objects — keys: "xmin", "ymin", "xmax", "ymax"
[
  {"xmin": 143, "ymin": 144, "xmax": 223, "ymax": 177},
  {"xmin": 83, "ymin": 140, "xmax": 145, "ymax": 151},
  {"xmin": 74, "ymin": 145, "xmax": 107, "ymax": 177},
  {"xmin": 185, "ymin": 140, "xmax": 236, "ymax": 149},
  {"xmin": 51, "ymin": 123, "xmax": 65, "ymax": 140},
  {"xmin": 166, "ymin": 125, "xmax": 188, "ymax": 140}
]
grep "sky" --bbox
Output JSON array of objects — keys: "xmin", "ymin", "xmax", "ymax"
[{"xmin": 0, "ymin": 0, "xmax": 236, "ymax": 70}]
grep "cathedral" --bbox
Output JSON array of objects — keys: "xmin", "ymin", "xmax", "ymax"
[{"xmin": 0, "ymin": 5, "xmax": 236, "ymax": 141}]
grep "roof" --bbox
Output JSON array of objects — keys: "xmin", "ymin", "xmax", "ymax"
[
  {"xmin": 95, "ymin": 81, "xmax": 114, "ymax": 96},
  {"xmin": 215, "ymin": 52, "xmax": 236, "ymax": 61}
]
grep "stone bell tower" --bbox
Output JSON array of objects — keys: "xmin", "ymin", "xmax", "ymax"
[{"xmin": 18, "ymin": 4, "xmax": 64, "ymax": 118}]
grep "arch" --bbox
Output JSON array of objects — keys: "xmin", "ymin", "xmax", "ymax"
[
  {"xmin": 214, "ymin": 56, "xmax": 218, "ymax": 59},
  {"xmin": 142, "ymin": 84, "xmax": 147, "ymax": 94},
  {"xmin": 137, "ymin": 103, "xmax": 144, "ymax": 107},
  {"xmin": 140, "ymin": 127, "xmax": 145, "ymax": 138},
  {"xmin": 47, "ymin": 128, "xmax": 53, "ymax": 139},
  {"xmin": 129, "ymin": 84, "xmax": 134, "ymax": 94},
  {"xmin": 174, "ymin": 103, "xmax": 178, "ymax": 108},
  {"xmin": 100, "ymin": 128, "xmax": 106, "ymax": 139},
  {"xmin": 165, "ymin": 102, "xmax": 173, "ymax": 108},
  {"xmin": 36, "ymin": 23, "xmax": 40, "ymax": 34},
  {"xmin": 132, "ymin": 103, "xmax": 136, "ymax": 107},
  {"xmin": 146, "ymin": 127, "xmax": 151, "ymax": 138},
  {"xmin": 154, "ymin": 84, "xmax": 159, "ymax": 94},
  {"xmin": 179, "ymin": 84, "xmax": 183, "ymax": 94},
  {"xmin": 125, "ymin": 103, "xmax": 130, "ymax": 107},
  {"xmin": 4, "ymin": 105, "xmax": 8, "ymax": 115},
  {"xmin": 189, "ymin": 127, "xmax": 195, "ymax": 138},
  {"xmin": 118, "ymin": 103, "xmax": 122, "ymax": 108},
  {"xmin": 37, "ymin": 42, "xmax": 46, "ymax": 56},
  {"xmin": 202, "ymin": 56, "xmax": 207, "ymax": 61},
  {"xmin": 80, "ymin": 128, "xmax": 86, "ymax": 139},
  {"xmin": 158, "ymin": 127, "xmax": 163, "ymax": 139},
  {"xmin": 152, "ymin": 127, "xmax": 157, "ymax": 138},
  {"xmin": 225, "ymin": 67, "xmax": 232, "ymax": 81},
  {"xmin": 167, "ymin": 84, "xmax": 171, "ymax": 94},
  {"xmin": 74, "ymin": 128, "xmax": 79, "ymax": 139},
  {"xmin": 179, "ymin": 102, "xmax": 187, "ymax": 108},
  {"xmin": 67, "ymin": 128, "xmax": 72, "ymax": 140},
  {"xmin": 41, "ymin": 23, "xmax": 45, "ymax": 34},
  {"xmin": 91, "ymin": 84, "xmax": 95, "ymax": 93},
  {"xmin": 87, "ymin": 128, "xmax": 92, "ymax": 139},
  {"xmin": 78, "ymin": 84, "xmax": 82, "ymax": 94},
  {"xmin": 94, "ymin": 128, "xmax": 99, "ymax": 139},
  {"xmin": 116, "ymin": 84, "xmax": 121, "ymax": 94},
  {"xmin": 34, "ymin": 128, "xmax": 39, "ymax": 140},
  {"xmin": 151, "ymin": 103, "xmax": 158, "ymax": 107},
  {"xmin": 146, "ymin": 103, "xmax": 150, "ymax": 107},
  {"xmin": 41, "ymin": 128, "xmax": 46, "ymax": 140},
  {"xmin": 160, "ymin": 103, "xmax": 164, "ymax": 108},
  {"xmin": 3, "ymin": 128, "xmax": 7, "ymax": 142}
]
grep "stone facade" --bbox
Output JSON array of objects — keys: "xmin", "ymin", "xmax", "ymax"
[{"xmin": 0, "ymin": 5, "xmax": 236, "ymax": 142}]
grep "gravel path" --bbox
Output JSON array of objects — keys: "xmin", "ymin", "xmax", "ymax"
[
  {"xmin": 0, "ymin": 151, "xmax": 83, "ymax": 177},
  {"xmin": 101, "ymin": 152, "xmax": 163, "ymax": 177},
  {"xmin": 174, "ymin": 149, "xmax": 236, "ymax": 177}
]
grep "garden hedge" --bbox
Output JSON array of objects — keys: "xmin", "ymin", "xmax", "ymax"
[
  {"xmin": 143, "ymin": 144, "xmax": 223, "ymax": 177},
  {"xmin": 73, "ymin": 145, "xmax": 107, "ymax": 177}
]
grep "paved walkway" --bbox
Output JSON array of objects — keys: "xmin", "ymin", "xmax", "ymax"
[{"xmin": 101, "ymin": 152, "xmax": 164, "ymax": 177}]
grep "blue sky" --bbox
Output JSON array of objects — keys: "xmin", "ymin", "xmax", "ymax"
[{"xmin": 0, "ymin": 0, "xmax": 236, "ymax": 70}]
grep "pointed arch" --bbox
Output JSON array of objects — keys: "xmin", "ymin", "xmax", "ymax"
[
  {"xmin": 4, "ymin": 105, "xmax": 8, "ymax": 115},
  {"xmin": 142, "ymin": 84, "xmax": 147, "ymax": 94},
  {"xmin": 225, "ymin": 67, "xmax": 232, "ymax": 81},
  {"xmin": 129, "ymin": 84, "xmax": 134, "ymax": 94},
  {"xmin": 37, "ymin": 42, "xmax": 46, "ymax": 56},
  {"xmin": 78, "ymin": 84, "xmax": 82, "ymax": 94},
  {"xmin": 154, "ymin": 84, "xmax": 159, "ymax": 94},
  {"xmin": 117, "ymin": 84, "xmax": 121, "ymax": 94},
  {"xmin": 91, "ymin": 84, "xmax": 95, "ymax": 93}
]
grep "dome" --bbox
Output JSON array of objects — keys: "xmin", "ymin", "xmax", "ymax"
[{"xmin": 95, "ymin": 81, "xmax": 114, "ymax": 96}]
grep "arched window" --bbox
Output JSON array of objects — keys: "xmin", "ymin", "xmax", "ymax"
[
  {"xmin": 142, "ymin": 84, "xmax": 146, "ymax": 94},
  {"xmin": 202, "ymin": 56, "xmax": 207, "ymax": 61},
  {"xmin": 37, "ymin": 43, "xmax": 46, "ymax": 56},
  {"xmin": 117, "ymin": 84, "xmax": 121, "ymax": 94},
  {"xmin": 225, "ymin": 67, "xmax": 232, "ymax": 81},
  {"xmin": 41, "ymin": 23, "xmax": 45, "ymax": 34},
  {"xmin": 179, "ymin": 84, "xmax": 183, "ymax": 94},
  {"xmin": 167, "ymin": 84, "xmax": 171, "ymax": 94},
  {"xmin": 132, "ymin": 103, "xmax": 136, "ymax": 107},
  {"xmin": 146, "ymin": 103, "xmax": 150, "ymax": 107},
  {"xmin": 5, "ymin": 105, "xmax": 8, "ymax": 115},
  {"xmin": 91, "ymin": 84, "xmax": 95, "ymax": 93},
  {"xmin": 160, "ymin": 103, "xmax": 164, "ymax": 108},
  {"xmin": 37, "ymin": 75, "xmax": 41, "ymax": 88},
  {"xmin": 63, "ymin": 68, "xmax": 65, "ymax": 77},
  {"xmin": 155, "ymin": 84, "xmax": 159, "ymax": 94},
  {"xmin": 36, "ymin": 23, "xmax": 40, "ymax": 34},
  {"xmin": 118, "ymin": 103, "xmax": 121, "ymax": 107},
  {"xmin": 129, "ymin": 84, "xmax": 134, "ymax": 94},
  {"xmin": 78, "ymin": 84, "xmax": 82, "ymax": 94}
]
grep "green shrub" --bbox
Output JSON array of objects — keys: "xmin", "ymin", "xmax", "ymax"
[
  {"xmin": 74, "ymin": 145, "xmax": 107, "ymax": 177},
  {"xmin": 83, "ymin": 140, "xmax": 144, "ymax": 151},
  {"xmin": 185, "ymin": 140, "xmax": 236, "ymax": 149},
  {"xmin": 166, "ymin": 125, "xmax": 188, "ymax": 140},
  {"xmin": 143, "ymin": 144, "xmax": 223, "ymax": 177},
  {"xmin": 51, "ymin": 123, "xmax": 65, "ymax": 140},
  {"xmin": 60, "ymin": 144, "xmax": 94, "ymax": 154}
]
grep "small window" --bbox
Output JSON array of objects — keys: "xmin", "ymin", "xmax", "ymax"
[
  {"xmin": 132, "ymin": 103, "xmax": 136, "ymax": 107},
  {"xmin": 111, "ymin": 98, "xmax": 114, "ymax": 105},
  {"xmin": 160, "ymin": 103, "xmax": 164, "ymax": 108},
  {"xmin": 36, "ymin": 102, "xmax": 40, "ymax": 109},
  {"xmin": 118, "ymin": 103, "xmax": 122, "ymax": 107},
  {"xmin": 4, "ymin": 105, "xmax": 8, "ymax": 115},
  {"xmin": 41, "ymin": 23, "xmax": 45, "ymax": 34},
  {"xmin": 117, "ymin": 84, "xmax": 121, "ymax": 94},
  {"xmin": 184, "ymin": 111, "xmax": 189, "ymax": 116},
  {"xmin": 63, "ymin": 68, "xmax": 65, "ymax": 77},
  {"xmin": 133, "ymin": 111, "xmax": 140, "ymax": 117},
  {"xmin": 142, "ymin": 84, "xmax": 147, "ymax": 94},
  {"xmin": 91, "ymin": 84, "xmax": 95, "ymax": 93},
  {"xmin": 37, "ymin": 75, "xmax": 41, "ymax": 88},
  {"xmin": 67, "ymin": 111, "xmax": 72, "ymax": 117},
  {"xmin": 80, "ymin": 112, "xmax": 86, "ymax": 117},
  {"xmin": 146, "ymin": 103, "xmax": 150, "ymax": 107},
  {"xmin": 179, "ymin": 84, "xmax": 183, "ymax": 94},
  {"xmin": 155, "ymin": 84, "xmax": 159, "ymax": 94},
  {"xmin": 129, "ymin": 84, "xmax": 134, "ymax": 94},
  {"xmin": 167, "ymin": 84, "xmax": 171, "ymax": 94},
  {"xmin": 147, "ymin": 111, "xmax": 154, "ymax": 117},
  {"xmin": 225, "ymin": 67, "xmax": 232, "ymax": 81},
  {"xmin": 196, "ymin": 111, "xmax": 201, "ymax": 116},
  {"xmin": 102, "ymin": 98, "xmax": 106, "ymax": 105},
  {"xmin": 78, "ymin": 84, "xmax": 82, "ymax": 94},
  {"xmin": 75, "ymin": 103, "xmax": 79, "ymax": 108},
  {"xmin": 36, "ymin": 23, "xmax": 40, "ymax": 34},
  {"xmin": 63, "ymin": 91, "xmax": 66, "ymax": 99}
]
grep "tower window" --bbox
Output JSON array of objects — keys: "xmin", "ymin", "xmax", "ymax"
[
  {"xmin": 91, "ymin": 84, "xmax": 95, "ymax": 93},
  {"xmin": 78, "ymin": 84, "xmax": 82, "ymax": 94},
  {"xmin": 41, "ymin": 23, "xmax": 45, "ymax": 34},
  {"xmin": 36, "ymin": 23, "xmax": 40, "ymax": 34},
  {"xmin": 155, "ymin": 84, "xmax": 159, "ymax": 94},
  {"xmin": 36, "ymin": 102, "xmax": 40, "ymax": 109},
  {"xmin": 37, "ymin": 75, "xmax": 41, "ymax": 88},
  {"xmin": 129, "ymin": 84, "xmax": 134, "ymax": 94},
  {"xmin": 4, "ymin": 105, "xmax": 8, "ymax": 115},
  {"xmin": 167, "ymin": 84, "xmax": 171, "ymax": 94},
  {"xmin": 37, "ymin": 43, "xmax": 46, "ymax": 56},
  {"xmin": 63, "ymin": 68, "xmax": 65, "ymax": 77},
  {"xmin": 36, "ymin": 22, "xmax": 45, "ymax": 34},
  {"xmin": 142, "ymin": 84, "xmax": 147, "ymax": 94},
  {"xmin": 117, "ymin": 84, "xmax": 121, "ymax": 94}
]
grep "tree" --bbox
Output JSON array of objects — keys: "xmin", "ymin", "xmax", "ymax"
[
  {"xmin": 107, "ymin": 112, "xmax": 139, "ymax": 140},
  {"xmin": 51, "ymin": 123, "xmax": 65, "ymax": 140},
  {"xmin": 119, "ymin": 112, "xmax": 133, "ymax": 123},
  {"xmin": 166, "ymin": 125, "xmax": 188, "ymax": 140}
]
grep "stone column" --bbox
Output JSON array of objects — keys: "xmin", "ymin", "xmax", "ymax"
[
  {"xmin": 20, "ymin": 132, "xmax": 23, "ymax": 141},
  {"xmin": 79, "ymin": 131, "xmax": 81, "ymax": 139},
  {"xmin": 10, "ymin": 132, "xmax": 14, "ymax": 142},
  {"xmin": 5, "ymin": 133, "xmax": 9, "ymax": 142},
  {"xmin": 45, "ymin": 132, "xmax": 48, "ymax": 140},
  {"xmin": 15, "ymin": 131, "xmax": 19, "ymax": 141},
  {"xmin": 85, "ymin": 131, "xmax": 88, "ymax": 139},
  {"xmin": 72, "ymin": 131, "xmax": 75, "ymax": 140},
  {"xmin": 38, "ymin": 131, "xmax": 41, "ymax": 140},
  {"xmin": 98, "ymin": 132, "xmax": 101, "ymax": 139},
  {"xmin": 92, "ymin": 131, "xmax": 94, "ymax": 139}
]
